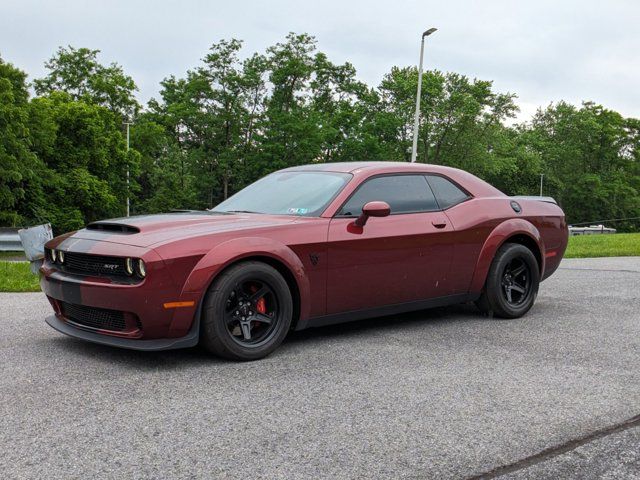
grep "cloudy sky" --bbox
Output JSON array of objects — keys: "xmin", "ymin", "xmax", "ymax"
[{"xmin": 2, "ymin": 0, "xmax": 639, "ymax": 121}]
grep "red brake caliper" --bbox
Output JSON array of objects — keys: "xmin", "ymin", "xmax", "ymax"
[
  {"xmin": 250, "ymin": 285, "xmax": 267, "ymax": 318},
  {"xmin": 256, "ymin": 297, "xmax": 267, "ymax": 315}
]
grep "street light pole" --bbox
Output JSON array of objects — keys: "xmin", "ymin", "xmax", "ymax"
[
  {"xmin": 410, "ymin": 27, "xmax": 437, "ymax": 163},
  {"xmin": 539, "ymin": 173, "xmax": 544, "ymax": 197},
  {"xmin": 124, "ymin": 121, "xmax": 132, "ymax": 217}
]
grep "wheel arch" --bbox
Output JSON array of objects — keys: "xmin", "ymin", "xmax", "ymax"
[
  {"xmin": 501, "ymin": 233, "xmax": 543, "ymax": 273},
  {"xmin": 182, "ymin": 237, "xmax": 310, "ymax": 330},
  {"xmin": 469, "ymin": 219, "xmax": 545, "ymax": 293},
  {"xmin": 206, "ymin": 255, "xmax": 302, "ymax": 330}
]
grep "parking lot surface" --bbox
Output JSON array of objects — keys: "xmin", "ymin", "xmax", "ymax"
[{"xmin": 1, "ymin": 257, "xmax": 639, "ymax": 479}]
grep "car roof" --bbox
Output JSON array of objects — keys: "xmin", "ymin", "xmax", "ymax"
[
  {"xmin": 283, "ymin": 161, "xmax": 457, "ymax": 175},
  {"xmin": 281, "ymin": 161, "xmax": 505, "ymax": 198}
]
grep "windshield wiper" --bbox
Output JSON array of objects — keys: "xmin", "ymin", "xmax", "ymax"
[{"xmin": 224, "ymin": 210, "xmax": 260, "ymax": 214}]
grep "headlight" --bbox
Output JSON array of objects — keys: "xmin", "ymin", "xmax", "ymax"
[
  {"xmin": 137, "ymin": 259, "xmax": 146, "ymax": 278},
  {"xmin": 51, "ymin": 249, "xmax": 57, "ymax": 263},
  {"xmin": 58, "ymin": 250, "xmax": 65, "ymax": 263},
  {"xmin": 125, "ymin": 257, "xmax": 134, "ymax": 275}
]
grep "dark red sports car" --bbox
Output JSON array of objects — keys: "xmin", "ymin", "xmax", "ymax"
[{"xmin": 41, "ymin": 162, "xmax": 568, "ymax": 360}]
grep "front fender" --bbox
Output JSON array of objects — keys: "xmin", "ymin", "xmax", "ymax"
[
  {"xmin": 469, "ymin": 219, "xmax": 545, "ymax": 293},
  {"xmin": 181, "ymin": 236, "xmax": 311, "ymax": 321}
]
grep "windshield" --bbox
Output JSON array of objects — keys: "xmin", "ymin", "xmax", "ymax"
[{"xmin": 212, "ymin": 171, "xmax": 352, "ymax": 216}]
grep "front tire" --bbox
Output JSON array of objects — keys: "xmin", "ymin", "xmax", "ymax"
[
  {"xmin": 476, "ymin": 243, "xmax": 540, "ymax": 319},
  {"xmin": 201, "ymin": 261, "xmax": 293, "ymax": 361}
]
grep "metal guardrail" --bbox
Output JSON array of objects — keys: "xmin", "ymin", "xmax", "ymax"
[{"xmin": 0, "ymin": 228, "xmax": 24, "ymax": 251}]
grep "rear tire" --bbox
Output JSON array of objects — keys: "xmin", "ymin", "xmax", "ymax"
[
  {"xmin": 200, "ymin": 261, "xmax": 293, "ymax": 361},
  {"xmin": 475, "ymin": 243, "xmax": 540, "ymax": 319}
]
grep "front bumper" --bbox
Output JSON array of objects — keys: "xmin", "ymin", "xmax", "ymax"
[
  {"xmin": 45, "ymin": 314, "xmax": 199, "ymax": 351},
  {"xmin": 40, "ymin": 238, "xmax": 202, "ymax": 347}
]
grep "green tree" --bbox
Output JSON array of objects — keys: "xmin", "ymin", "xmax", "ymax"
[
  {"xmin": 521, "ymin": 101, "xmax": 640, "ymax": 228},
  {"xmin": 30, "ymin": 92, "xmax": 136, "ymax": 232},
  {"xmin": 252, "ymin": 33, "xmax": 323, "ymax": 177},
  {"xmin": 379, "ymin": 68, "xmax": 518, "ymax": 168},
  {"xmin": 0, "ymin": 58, "xmax": 45, "ymax": 226},
  {"xmin": 148, "ymin": 39, "xmax": 271, "ymax": 206},
  {"xmin": 33, "ymin": 46, "xmax": 139, "ymax": 119},
  {"xmin": 129, "ymin": 112, "xmax": 200, "ymax": 213},
  {"xmin": 309, "ymin": 52, "xmax": 381, "ymax": 163}
]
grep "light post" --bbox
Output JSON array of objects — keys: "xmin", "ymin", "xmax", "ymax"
[
  {"xmin": 410, "ymin": 27, "xmax": 437, "ymax": 163},
  {"xmin": 124, "ymin": 121, "xmax": 133, "ymax": 216},
  {"xmin": 539, "ymin": 173, "xmax": 544, "ymax": 197}
]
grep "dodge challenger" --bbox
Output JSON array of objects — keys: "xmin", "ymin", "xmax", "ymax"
[{"xmin": 41, "ymin": 162, "xmax": 568, "ymax": 360}]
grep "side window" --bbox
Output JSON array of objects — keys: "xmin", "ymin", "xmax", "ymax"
[
  {"xmin": 339, "ymin": 175, "xmax": 439, "ymax": 216},
  {"xmin": 426, "ymin": 175, "xmax": 470, "ymax": 209}
]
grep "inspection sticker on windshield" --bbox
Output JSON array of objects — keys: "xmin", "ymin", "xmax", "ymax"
[{"xmin": 287, "ymin": 207, "xmax": 308, "ymax": 215}]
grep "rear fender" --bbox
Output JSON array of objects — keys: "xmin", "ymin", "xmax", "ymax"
[
  {"xmin": 469, "ymin": 219, "xmax": 545, "ymax": 293},
  {"xmin": 181, "ymin": 237, "xmax": 311, "ymax": 321}
]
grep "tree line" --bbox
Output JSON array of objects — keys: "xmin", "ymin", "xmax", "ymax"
[{"xmin": 1, "ymin": 33, "xmax": 639, "ymax": 233}]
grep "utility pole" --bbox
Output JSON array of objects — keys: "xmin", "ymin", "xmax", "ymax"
[
  {"xmin": 124, "ymin": 121, "xmax": 132, "ymax": 217},
  {"xmin": 539, "ymin": 173, "xmax": 544, "ymax": 197},
  {"xmin": 410, "ymin": 27, "xmax": 437, "ymax": 163}
]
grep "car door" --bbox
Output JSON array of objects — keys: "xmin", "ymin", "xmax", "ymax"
[
  {"xmin": 326, "ymin": 174, "xmax": 455, "ymax": 315},
  {"xmin": 424, "ymin": 174, "xmax": 478, "ymax": 294}
]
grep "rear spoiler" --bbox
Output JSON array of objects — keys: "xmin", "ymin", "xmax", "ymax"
[{"xmin": 511, "ymin": 195, "xmax": 558, "ymax": 205}]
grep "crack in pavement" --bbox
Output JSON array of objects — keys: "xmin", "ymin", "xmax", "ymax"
[
  {"xmin": 558, "ymin": 267, "xmax": 640, "ymax": 274},
  {"xmin": 466, "ymin": 414, "xmax": 640, "ymax": 479}
]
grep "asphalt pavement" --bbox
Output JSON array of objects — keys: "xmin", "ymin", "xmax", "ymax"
[{"xmin": 1, "ymin": 257, "xmax": 639, "ymax": 479}]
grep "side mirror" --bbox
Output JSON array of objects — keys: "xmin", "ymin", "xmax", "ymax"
[{"xmin": 355, "ymin": 201, "xmax": 391, "ymax": 227}]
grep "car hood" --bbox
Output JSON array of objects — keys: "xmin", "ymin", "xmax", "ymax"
[{"xmin": 68, "ymin": 211, "xmax": 300, "ymax": 247}]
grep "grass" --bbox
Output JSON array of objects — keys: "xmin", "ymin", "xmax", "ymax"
[
  {"xmin": 564, "ymin": 232, "xmax": 640, "ymax": 258},
  {"xmin": 0, "ymin": 251, "xmax": 25, "ymax": 259},
  {"xmin": 0, "ymin": 261, "xmax": 41, "ymax": 292}
]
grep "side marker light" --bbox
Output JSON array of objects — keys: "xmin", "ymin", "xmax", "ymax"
[{"xmin": 163, "ymin": 301, "xmax": 196, "ymax": 309}]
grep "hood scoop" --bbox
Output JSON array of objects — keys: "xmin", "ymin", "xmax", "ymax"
[{"xmin": 86, "ymin": 222, "xmax": 140, "ymax": 234}]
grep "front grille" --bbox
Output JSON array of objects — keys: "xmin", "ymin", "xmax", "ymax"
[
  {"xmin": 63, "ymin": 252, "xmax": 127, "ymax": 277},
  {"xmin": 60, "ymin": 301, "xmax": 126, "ymax": 332}
]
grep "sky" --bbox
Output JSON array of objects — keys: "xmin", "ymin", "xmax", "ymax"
[{"xmin": 2, "ymin": 0, "xmax": 639, "ymax": 122}]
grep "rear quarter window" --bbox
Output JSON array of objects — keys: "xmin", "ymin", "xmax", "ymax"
[{"xmin": 426, "ymin": 175, "xmax": 470, "ymax": 209}]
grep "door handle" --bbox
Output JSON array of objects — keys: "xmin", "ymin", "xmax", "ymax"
[{"xmin": 432, "ymin": 220, "xmax": 447, "ymax": 229}]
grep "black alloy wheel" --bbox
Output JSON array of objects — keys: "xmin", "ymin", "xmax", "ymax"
[
  {"xmin": 224, "ymin": 279, "xmax": 279, "ymax": 346},
  {"xmin": 475, "ymin": 243, "xmax": 540, "ymax": 319},
  {"xmin": 500, "ymin": 257, "xmax": 531, "ymax": 306},
  {"xmin": 201, "ymin": 261, "xmax": 293, "ymax": 361}
]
